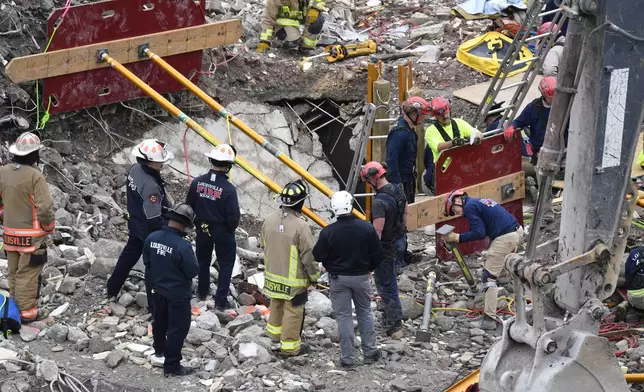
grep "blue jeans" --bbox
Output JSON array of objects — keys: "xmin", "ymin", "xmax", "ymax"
[{"xmin": 374, "ymin": 236, "xmax": 405, "ymax": 329}]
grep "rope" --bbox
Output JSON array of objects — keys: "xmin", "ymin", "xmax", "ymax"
[{"xmin": 36, "ymin": 0, "xmax": 72, "ymax": 130}]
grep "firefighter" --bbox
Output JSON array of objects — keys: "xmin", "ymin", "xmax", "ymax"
[
  {"xmin": 257, "ymin": 0, "xmax": 326, "ymax": 53},
  {"xmin": 312, "ymin": 191, "xmax": 383, "ymax": 368},
  {"xmin": 107, "ymin": 139, "xmax": 174, "ymax": 313},
  {"xmin": 443, "ymin": 190, "xmax": 523, "ymax": 330},
  {"xmin": 423, "ymin": 97, "xmax": 483, "ymax": 190},
  {"xmin": 0, "ymin": 132, "xmax": 55, "ymax": 322},
  {"xmin": 186, "ymin": 144, "xmax": 240, "ymax": 308},
  {"xmin": 261, "ymin": 179, "xmax": 320, "ymax": 356},
  {"xmin": 503, "ymin": 76, "xmax": 559, "ymax": 224},
  {"xmin": 143, "ymin": 203, "xmax": 199, "ymax": 377},
  {"xmin": 360, "ymin": 162, "xmax": 407, "ymax": 339},
  {"xmin": 385, "ymin": 96, "xmax": 431, "ymax": 204}
]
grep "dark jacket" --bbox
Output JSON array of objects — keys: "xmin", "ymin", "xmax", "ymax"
[
  {"xmin": 372, "ymin": 183, "xmax": 407, "ymax": 244},
  {"xmin": 423, "ymin": 145, "xmax": 434, "ymax": 188},
  {"xmin": 186, "ymin": 171, "xmax": 240, "ymax": 233},
  {"xmin": 143, "ymin": 226, "xmax": 199, "ymax": 300},
  {"xmin": 312, "ymin": 216, "xmax": 383, "ymax": 275},
  {"xmin": 386, "ymin": 118, "xmax": 418, "ymax": 183},
  {"xmin": 511, "ymin": 99, "xmax": 551, "ymax": 152},
  {"xmin": 487, "ymin": 117, "xmax": 531, "ymax": 157},
  {"xmin": 126, "ymin": 163, "xmax": 171, "ymax": 241},
  {"xmin": 459, "ymin": 196, "xmax": 519, "ymax": 243}
]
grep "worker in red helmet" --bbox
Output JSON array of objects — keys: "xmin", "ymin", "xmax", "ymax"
[
  {"xmin": 443, "ymin": 190, "xmax": 523, "ymax": 330},
  {"xmin": 537, "ymin": 22, "xmax": 565, "ymax": 76},
  {"xmin": 385, "ymin": 96, "xmax": 430, "ymax": 204},
  {"xmin": 503, "ymin": 76, "xmax": 560, "ymax": 225},
  {"xmin": 360, "ymin": 161, "xmax": 407, "ymax": 339},
  {"xmin": 423, "ymin": 97, "xmax": 483, "ymax": 194}
]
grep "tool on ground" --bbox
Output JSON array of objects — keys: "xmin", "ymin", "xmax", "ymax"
[
  {"xmin": 436, "ymin": 224, "xmax": 478, "ymax": 294},
  {"xmin": 298, "ymin": 40, "xmax": 377, "ymax": 71},
  {"xmin": 473, "ymin": 0, "xmax": 566, "ymax": 133},
  {"xmin": 415, "ymin": 270, "xmax": 437, "ymax": 342}
]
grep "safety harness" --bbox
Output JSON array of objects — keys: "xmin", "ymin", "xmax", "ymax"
[
  {"xmin": 433, "ymin": 119, "xmax": 461, "ymax": 142},
  {"xmin": 375, "ymin": 184, "xmax": 406, "ymax": 243}
]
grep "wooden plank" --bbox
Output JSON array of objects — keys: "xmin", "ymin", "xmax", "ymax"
[
  {"xmin": 5, "ymin": 20, "xmax": 242, "ymax": 84},
  {"xmin": 407, "ymin": 171, "xmax": 525, "ymax": 230},
  {"xmin": 453, "ymin": 74, "xmax": 544, "ymax": 116}
]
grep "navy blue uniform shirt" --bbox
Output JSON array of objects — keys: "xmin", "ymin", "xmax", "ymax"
[
  {"xmin": 511, "ymin": 99, "xmax": 551, "ymax": 152},
  {"xmin": 143, "ymin": 226, "xmax": 199, "ymax": 300},
  {"xmin": 126, "ymin": 163, "xmax": 170, "ymax": 241},
  {"xmin": 459, "ymin": 197, "xmax": 519, "ymax": 243},
  {"xmin": 386, "ymin": 118, "xmax": 418, "ymax": 183},
  {"xmin": 186, "ymin": 171, "xmax": 240, "ymax": 233}
]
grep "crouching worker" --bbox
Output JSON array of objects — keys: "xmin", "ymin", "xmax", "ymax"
[
  {"xmin": 261, "ymin": 180, "xmax": 320, "ymax": 357},
  {"xmin": 144, "ymin": 204, "xmax": 199, "ymax": 377},
  {"xmin": 624, "ymin": 246, "xmax": 644, "ymax": 311},
  {"xmin": 0, "ymin": 132, "xmax": 55, "ymax": 322},
  {"xmin": 442, "ymin": 190, "xmax": 523, "ymax": 329},
  {"xmin": 312, "ymin": 191, "xmax": 383, "ymax": 368}
]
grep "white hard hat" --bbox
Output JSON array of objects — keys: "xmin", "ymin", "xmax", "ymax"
[
  {"xmin": 9, "ymin": 132, "xmax": 43, "ymax": 156},
  {"xmin": 131, "ymin": 139, "xmax": 174, "ymax": 163},
  {"xmin": 331, "ymin": 191, "xmax": 353, "ymax": 216},
  {"xmin": 204, "ymin": 144, "xmax": 236, "ymax": 163}
]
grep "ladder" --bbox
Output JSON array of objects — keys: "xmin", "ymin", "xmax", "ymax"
[
  {"xmin": 473, "ymin": 0, "xmax": 568, "ymax": 134},
  {"xmin": 346, "ymin": 103, "xmax": 378, "ymax": 195}
]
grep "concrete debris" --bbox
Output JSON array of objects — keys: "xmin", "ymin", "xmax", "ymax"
[
  {"xmin": 105, "ymin": 350, "xmax": 127, "ymax": 369},
  {"xmin": 186, "ymin": 328, "xmax": 213, "ymax": 344},
  {"xmin": 46, "ymin": 324, "xmax": 69, "ymax": 343},
  {"xmin": 36, "ymin": 360, "xmax": 59, "ymax": 382},
  {"xmin": 305, "ymin": 291, "xmax": 334, "ymax": 319},
  {"xmin": 19, "ymin": 326, "xmax": 39, "ymax": 342},
  {"xmin": 237, "ymin": 342, "xmax": 271, "ymax": 364},
  {"xmin": 197, "ymin": 311, "xmax": 222, "ymax": 331}
]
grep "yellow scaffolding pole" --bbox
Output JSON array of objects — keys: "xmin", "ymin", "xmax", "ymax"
[
  {"xmin": 142, "ymin": 48, "xmax": 366, "ymax": 221},
  {"xmin": 99, "ymin": 52, "xmax": 328, "ymax": 228}
]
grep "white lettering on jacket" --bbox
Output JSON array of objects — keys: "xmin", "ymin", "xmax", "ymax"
[{"xmin": 150, "ymin": 242, "xmax": 173, "ymax": 256}]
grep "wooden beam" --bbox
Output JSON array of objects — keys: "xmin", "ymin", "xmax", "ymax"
[
  {"xmin": 5, "ymin": 20, "xmax": 242, "ymax": 84},
  {"xmin": 407, "ymin": 171, "xmax": 525, "ymax": 230}
]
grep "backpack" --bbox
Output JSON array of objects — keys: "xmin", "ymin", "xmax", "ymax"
[
  {"xmin": 0, "ymin": 293, "xmax": 21, "ymax": 338},
  {"xmin": 375, "ymin": 184, "xmax": 406, "ymax": 242}
]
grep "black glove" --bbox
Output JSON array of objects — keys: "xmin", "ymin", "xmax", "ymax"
[
  {"xmin": 473, "ymin": 137, "xmax": 481, "ymax": 145},
  {"xmin": 452, "ymin": 138, "xmax": 466, "ymax": 147}
]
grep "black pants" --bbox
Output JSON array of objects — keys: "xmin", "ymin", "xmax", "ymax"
[
  {"xmin": 153, "ymin": 294, "xmax": 191, "ymax": 373},
  {"xmin": 107, "ymin": 236, "xmax": 155, "ymax": 314},
  {"xmin": 401, "ymin": 179, "xmax": 416, "ymax": 204},
  {"xmin": 195, "ymin": 229, "xmax": 237, "ymax": 306}
]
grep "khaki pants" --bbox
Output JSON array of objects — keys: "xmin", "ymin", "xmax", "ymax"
[
  {"xmin": 7, "ymin": 238, "xmax": 47, "ymax": 312},
  {"xmin": 266, "ymin": 298, "xmax": 305, "ymax": 355},
  {"xmin": 485, "ymin": 227, "xmax": 524, "ymax": 277}
]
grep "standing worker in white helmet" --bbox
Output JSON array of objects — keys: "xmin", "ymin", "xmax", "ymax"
[
  {"xmin": 312, "ymin": 191, "xmax": 383, "ymax": 368},
  {"xmin": 261, "ymin": 179, "xmax": 320, "ymax": 357},
  {"xmin": 0, "ymin": 132, "xmax": 55, "ymax": 322},
  {"xmin": 186, "ymin": 144, "xmax": 241, "ymax": 309},
  {"xmin": 107, "ymin": 139, "xmax": 174, "ymax": 314}
]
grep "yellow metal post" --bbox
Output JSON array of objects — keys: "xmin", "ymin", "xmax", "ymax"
[
  {"xmin": 99, "ymin": 52, "xmax": 328, "ymax": 228},
  {"xmin": 366, "ymin": 62, "xmax": 381, "ymax": 219},
  {"xmin": 143, "ymin": 49, "xmax": 365, "ymax": 221}
]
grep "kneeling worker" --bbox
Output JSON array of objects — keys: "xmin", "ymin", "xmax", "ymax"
[
  {"xmin": 257, "ymin": 0, "xmax": 326, "ymax": 53},
  {"xmin": 313, "ymin": 191, "xmax": 383, "ymax": 368},
  {"xmin": 144, "ymin": 204, "xmax": 199, "ymax": 377},
  {"xmin": 261, "ymin": 180, "xmax": 320, "ymax": 356},
  {"xmin": 443, "ymin": 190, "xmax": 523, "ymax": 329}
]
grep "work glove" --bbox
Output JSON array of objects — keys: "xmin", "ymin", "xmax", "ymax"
[
  {"xmin": 503, "ymin": 126, "xmax": 517, "ymax": 142},
  {"xmin": 256, "ymin": 42, "xmax": 270, "ymax": 53},
  {"xmin": 473, "ymin": 137, "xmax": 481, "ymax": 145},
  {"xmin": 444, "ymin": 232, "xmax": 460, "ymax": 243},
  {"xmin": 452, "ymin": 138, "xmax": 467, "ymax": 147},
  {"xmin": 306, "ymin": 8, "xmax": 320, "ymax": 24},
  {"xmin": 524, "ymin": 141, "xmax": 534, "ymax": 156}
]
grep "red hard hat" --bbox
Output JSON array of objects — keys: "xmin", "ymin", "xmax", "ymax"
[
  {"xmin": 402, "ymin": 96, "xmax": 431, "ymax": 117},
  {"xmin": 538, "ymin": 76, "xmax": 557, "ymax": 100},
  {"xmin": 430, "ymin": 97, "xmax": 451, "ymax": 117},
  {"xmin": 537, "ymin": 22, "xmax": 557, "ymax": 36},
  {"xmin": 360, "ymin": 161, "xmax": 387, "ymax": 182},
  {"xmin": 444, "ymin": 189, "xmax": 466, "ymax": 216}
]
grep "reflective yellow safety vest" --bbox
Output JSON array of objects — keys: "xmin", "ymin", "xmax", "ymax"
[{"xmin": 260, "ymin": 208, "xmax": 319, "ymax": 300}]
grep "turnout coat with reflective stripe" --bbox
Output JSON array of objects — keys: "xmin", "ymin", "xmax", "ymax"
[
  {"xmin": 0, "ymin": 163, "xmax": 55, "ymax": 253},
  {"xmin": 260, "ymin": 208, "xmax": 319, "ymax": 300}
]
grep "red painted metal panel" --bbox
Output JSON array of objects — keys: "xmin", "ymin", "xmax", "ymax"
[
  {"xmin": 434, "ymin": 134, "xmax": 524, "ymax": 260},
  {"xmin": 42, "ymin": 0, "xmax": 205, "ymax": 114}
]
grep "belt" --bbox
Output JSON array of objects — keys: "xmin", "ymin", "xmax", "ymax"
[{"xmin": 498, "ymin": 224, "xmax": 521, "ymax": 237}]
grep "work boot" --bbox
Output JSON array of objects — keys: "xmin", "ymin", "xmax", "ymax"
[
  {"xmin": 363, "ymin": 349, "xmax": 382, "ymax": 364},
  {"xmin": 386, "ymin": 321, "xmax": 404, "ymax": 339},
  {"xmin": 164, "ymin": 365, "xmax": 194, "ymax": 377},
  {"xmin": 279, "ymin": 343, "xmax": 311, "ymax": 358},
  {"xmin": 470, "ymin": 315, "xmax": 498, "ymax": 331},
  {"xmin": 298, "ymin": 45, "xmax": 316, "ymax": 55},
  {"xmin": 20, "ymin": 308, "xmax": 48, "ymax": 324}
]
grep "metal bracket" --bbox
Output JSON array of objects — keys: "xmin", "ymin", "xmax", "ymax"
[
  {"xmin": 96, "ymin": 49, "xmax": 108, "ymax": 63},
  {"xmin": 138, "ymin": 43, "xmax": 150, "ymax": 59},
  {"xmin": 501, "ymin": 183, "xmax": 516, "ymax": 200}
]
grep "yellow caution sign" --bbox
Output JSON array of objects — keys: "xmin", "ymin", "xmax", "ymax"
[{"xmin": 456, "ymin": 31, "xmax": 533, "ymax": 77}]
